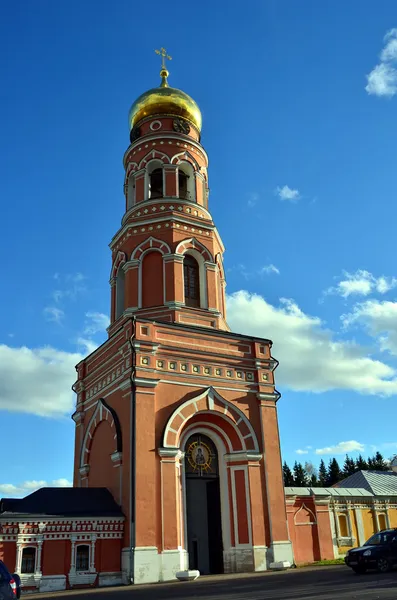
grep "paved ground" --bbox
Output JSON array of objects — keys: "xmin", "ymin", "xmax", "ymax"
[{"xmin": 28, "ymin": 566, "xmax": 397, "ymax": 600}]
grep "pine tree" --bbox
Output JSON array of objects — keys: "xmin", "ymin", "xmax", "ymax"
[
  {"xmin": 356, "ymin": 454, "xmax": 368, "ymax": 471},
  {"xmin": 309, "ymin": 473, "xmax": 319, "ymax": 487},
  {"xmin": 343, "ymin": 454, "xmax": 356, "ymax": 477},
  {"xmin": 373, "ymin": 451, "xmax": 388, "ymax": 471},
  {"xmin": 319, "ymin": 459, "xmax": 328, "ymax": 486},
  {"xmin": 326, "ymin": 458, "xmax": 343, "ymax": 486},
  {"xmin": 283, "ymin": 461, "xmax": 295, "ymax": 486},
  {"xmin": 293, "ymin": 461, "xmax": 307, "ymax": 486}
]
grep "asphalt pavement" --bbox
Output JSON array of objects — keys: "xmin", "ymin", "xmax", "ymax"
[{"xmin": 28, "ymin": 565, "xmax": 397, "ymax": 600}]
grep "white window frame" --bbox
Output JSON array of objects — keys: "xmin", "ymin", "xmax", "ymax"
[{"xmin": 75, "ymin": 543, "xmax": 91, "ymax": 573}]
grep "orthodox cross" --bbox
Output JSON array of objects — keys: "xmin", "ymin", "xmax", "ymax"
[{"xmin": 155, "ymin": 47, "xmax": 172, "ymax": 70}]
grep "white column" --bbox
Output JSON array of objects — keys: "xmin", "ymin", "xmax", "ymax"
[
  {"xmin": 354, "ymin": 508, "xmax": 365, "ymax": 546},
  {"xmin": 385, "ymin": 504, "xmax": 391, "ymax": 528},
  {"xmin": 15, "ymin": 544, "xmax": 22, "ymax": 573},
  {"xmin": 35, "ymin": 540, "xmax": 43, "ymax": 575},
  {"xmin": 69, "ymin": 537, "xmax": 77, "ymax": 576},
  {"xmin": 90, "ymin": 535, "xmax": 97, "ymax": 572}
]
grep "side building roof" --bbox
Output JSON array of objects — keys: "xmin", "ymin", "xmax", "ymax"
[
  {"xmin": 0, "ymin": 487, "xmax": 124, "ymax": 519},
  {"xmin": 335, "ymin": 470, "xmax": 397, "ymax": 496},
  {"xmin": 284, "ymin": 486, "xmax": 373, "ymax": 497}
]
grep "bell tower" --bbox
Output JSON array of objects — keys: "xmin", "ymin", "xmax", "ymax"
[
  {"xmin": 73, "ymin": 51, "xmax": 293, "ymax": 587},
  {"xmin": 108, "ymin": 50, "xmax": 227, "ymax": 336}
]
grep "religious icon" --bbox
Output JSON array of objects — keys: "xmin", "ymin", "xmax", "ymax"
[
  {"xmin": 186, "ymin": 438, "xmax": 215, "ymax": 475},
  {"xmin": 195, "ymin": 446, "xmax": 206, "ymax": 465}
]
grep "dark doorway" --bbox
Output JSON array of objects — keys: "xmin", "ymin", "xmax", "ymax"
[{"xmin": 185, "ymin": 434, "xmax": 224, "ymax": 574}]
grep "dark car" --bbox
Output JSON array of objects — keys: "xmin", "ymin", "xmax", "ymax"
[
  {"xmin": 0, "ymin": 560, "xmax": 21, "ymax": 599},
  {"xmin": 345, "ymin": 528, "xmax": 397, "ymax": 574}
]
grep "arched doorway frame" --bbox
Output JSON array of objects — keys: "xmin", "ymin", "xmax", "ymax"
[{"xmin": 180, "ymin": 422, "xmax": 233, "ymax": 556}]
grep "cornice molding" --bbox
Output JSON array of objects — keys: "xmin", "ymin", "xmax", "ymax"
[
  {"xmin": 134, "ymin": 377, "xmax": 160, "ymax": 388},
  {"xmin": 123, "ymin": 132, "xmax": 208, "ymax": 167}
]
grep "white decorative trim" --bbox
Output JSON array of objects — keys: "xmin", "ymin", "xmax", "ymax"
[
  {"xmin": 39, "ymin": 575, "xmax": 67, "ymax": 592},
  {"xmin": 293, "ymin": 503, "xmax": 317, "ymax": 525},
  {"xmin": 225, "ymin": 452, "xmax": 262, "ymax": 463},
  {"xmin": 269, "ymin": 540, "xmax": 293, "ymax": 567},
  {"xmin": 134, "ymin": 377, "xmax": 160, "ymax": 388},
  {"xmin": 163, "ymin": 387, "xmax": 259, "ymax": 452}
]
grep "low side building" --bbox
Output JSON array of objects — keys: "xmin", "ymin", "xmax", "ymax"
[
  {"xmin": 286, "ymin": 476, "xmax": 397, "ymax": 565},
  {"xmin": 0, "ymin": 487, "xmax": 124, "ymax": 593}
]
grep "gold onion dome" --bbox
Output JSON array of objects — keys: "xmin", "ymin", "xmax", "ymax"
[{"xmin": 128, "ymin": 68, "xmax": 202, "ymax": 132}]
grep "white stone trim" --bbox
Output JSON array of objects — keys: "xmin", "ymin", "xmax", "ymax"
[
  {"xmin": 293, "ymin": 503, "xmax": 317, "ymax": 526},
  {"xmin": 163, "ymin": 386, "xmax": 259, "ymax": 453},
  {"xmin": 39, "ymin": 575, "xmax": 67, "ymax": 592},
  {"xmin": 98, "ymin": 572, "xmax": 123, "ymax": 587}
]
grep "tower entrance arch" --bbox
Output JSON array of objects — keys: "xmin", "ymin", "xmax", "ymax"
[{"xmin": 184, "ymin": 433, "xmax": 223, "ymax": 574}]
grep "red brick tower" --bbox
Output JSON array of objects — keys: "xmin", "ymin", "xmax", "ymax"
[{"xmin": 72, "ymin": 50, "xmax": 293, "ymax": 585}]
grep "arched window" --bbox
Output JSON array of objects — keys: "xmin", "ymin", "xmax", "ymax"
[
  {"xmin": 184, "ymin": 255, "xmax": 200, "ymax": 308},
  {"xmin": 127, "ymin": 174, "xmax": 135, "ymax": 209},
  {"xmin": 179, "ymin": 170, "xmax": 189, "ymax": 199},
  {"xmin": 149, "ymin": 168, "xmax": 163, "ymax": 199},
  {"xmin": 338, "ymin": 514, "xmax": 348, "ymax": 537},
  {"xmin": 21, "ymin": 547, "xmax": 36, "ymax": 574},
  {"xmin": 115, "ymin": 267, "xmax": 125, "ymax": 319},
  {"xmin": 378, "ymin": 514, "xmax": 387, "ymax": 531},
  {"xmin": 76, "ymin": 545, "xmax": 90, "ymax": 572},
  {"xmin": 177, "ymin": 162, "xmax": 195, "ymax": 201}
]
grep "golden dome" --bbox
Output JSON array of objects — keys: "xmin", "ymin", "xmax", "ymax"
[{"xmin": 128, "ymin": 69, "xmax": 202, "ymax": 132}]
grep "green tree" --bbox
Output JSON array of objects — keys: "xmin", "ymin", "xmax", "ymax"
[
  {"xmin": 283, "ymin": 461, "xmax": 295, "ymax": 486},
  {"xmin": 356, "ymin": 454, "xmax": 368, "ymax": 471},
  {"xmin": 309, "ymin": 473, "xmax": 319, "ymax": 487},
  {"xmin": 318, "ymin": 459, "xmax": 328, "ymax": 486},
  {"xmin": 343, "ymin": 454, "xmax": 356, "ymax": 477},
  {"xmin": 293, "ymin": 461, "xmax": 307, "ymax": 486},
  {"xmin": 326, "ymin": 458, "xmax": 343, "ymax": 486},
  {"xmin": 372, "ymin": 451, "xmax": 388, "ymax": 471}
]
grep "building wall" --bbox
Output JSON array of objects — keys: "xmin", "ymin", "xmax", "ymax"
[
  {"xmin": 72, "ymin": 317, "xmax": 292, "ymax": 583},
  {"xmin": 0, "ymin": 542, "xmax": 16, "ymax": 572},
  {"xmin": 0, "ymin": 517, "xmax": 124, "ymax": 592}
]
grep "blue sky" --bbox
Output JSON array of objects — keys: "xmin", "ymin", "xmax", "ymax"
[{"xmin": 1, "ymin": 0, "xmax": 397, "ymax": 496}]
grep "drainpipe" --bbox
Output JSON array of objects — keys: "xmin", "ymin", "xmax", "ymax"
[{"xmin": 128, "ymin": 317, "xmax": 137, "ymax": 584}]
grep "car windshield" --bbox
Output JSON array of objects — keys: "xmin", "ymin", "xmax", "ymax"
[{"xmin": 364, "ymin": 532, "xmax": 396, "ymax": 546}]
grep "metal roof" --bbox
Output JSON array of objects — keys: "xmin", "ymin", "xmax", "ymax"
[
  {"xmin": 284, "ymin": 486, "xmax": 373, "ymax": 497},
  {"xmin": 335, "ymin": 470, "xmax": 397, "ymax": 496}
]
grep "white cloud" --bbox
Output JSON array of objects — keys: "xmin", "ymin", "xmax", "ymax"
[
  {"xmin": 276, "ymin": 185, "xmax": 300, "ymax": 202},
  {"xmin": 325, "ymin": 270, "xmax": 397, "ymax": 298},
  {"xmin": 52, "ymin": 272, "xmax": 87, "ymax": 303},
  {"xmin": 227, "ymin": 290, "xmax": 397, "ymax": 396},
  {"xmin": 315, "ymin": 440, "xmax": 365, "ymax": 455},
  {"xmin": 247, "ymin": 193, "xmax": 259, "ymax": 208},
  {"xmin": 0, "ymin": 344, "xmax": 83, "ymax": 417},
  {"xmin": 342, "ymin": 299, "xmax": 397, "ymax": 356},
  {"xmin": 43, "ymin": 306, "xmax": 65, "ymax": 324},
  {"xmin": 366, "ymin": 29, "xmax": 397, "ymax": 97},
  {"xmin": 84, "ymin": 312, "xmax": 110, "ymax": 335},
  {"xmin": 229, "ymin": 264, "xmax": 280, "ymax": 280},
  {"xmin": 295, "ymin": 449, "xmax": 308, "ymax": 455},
  {"xmin": 0, "ymin": 478, "xmax": 72, "ymax": 499},
  {"xmin": 260, "ymin": 264, "xmax": 280, "ymax": 275},
  {"xmin": 0, "ymin": 309, "xmax": 107, "ymax": 418},
  {"xmin": 77, "ymin": 337, "xmax": 100, "ymax": 355}
]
